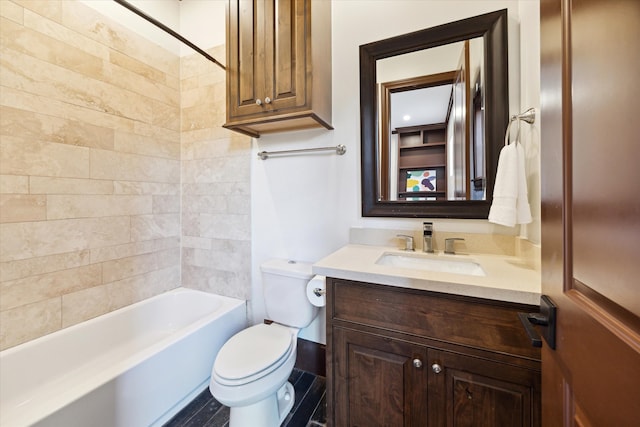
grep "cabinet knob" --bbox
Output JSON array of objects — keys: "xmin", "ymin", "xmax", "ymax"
[
  {"xmin": 264, "ymin": 97, "xmax": 271, "ymax": 104},
  {"xmin": 256, "ymin": 99, "xmax": 262, "ymax": 106},
  {"xmin": 413, "ymin": 358, "xmax": 423, "ymax": 368},
  {"xmin": 431, "ymin": 363, "xmax": 442, "ymax": 374}
]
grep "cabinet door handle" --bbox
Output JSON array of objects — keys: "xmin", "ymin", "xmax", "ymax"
[
  {"xmin": 256, "ymin": 98, "xmax": 262, "ymax": 106},
  {"xmin": 413, "ymin": 358, "xmax": 423, "ymax": 368},
  {"xmin": 431, "ymin": 363, "xmax": 442, "ymax": 374},
  {"xmin": 264, "ymin": 97, "xmax": 271, "ymax": 104}
]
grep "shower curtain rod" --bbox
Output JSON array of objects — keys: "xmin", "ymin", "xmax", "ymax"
[{"xmin": 112, "ymin": 0, "xmax": 226, "ymax": 71}]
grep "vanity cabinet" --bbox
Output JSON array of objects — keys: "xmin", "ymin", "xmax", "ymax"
[
  {"xmin": 225, "ymin": 0, "xmax": 332, "ymax": 138},
  {"xmin": 326, "ymin": 278, "xmax": 541, "ymax": 427}
]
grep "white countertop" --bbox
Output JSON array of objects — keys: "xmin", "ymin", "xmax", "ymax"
[{"xmin": 312, "ymin": 244, "xmax": 541, "ymax": 306}]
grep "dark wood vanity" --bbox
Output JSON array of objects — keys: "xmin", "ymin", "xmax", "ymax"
[{"xmin": 326, "ymin": 277, "xmax": 541, "ymax": 427}]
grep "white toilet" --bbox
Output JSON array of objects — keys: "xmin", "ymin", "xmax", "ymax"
[{"xmin": 209, "ymin": 259, "xmax": 319, "ymax": 427}]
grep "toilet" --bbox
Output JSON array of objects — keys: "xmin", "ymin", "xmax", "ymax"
[{"xmin": 209, "ymin": 259, "xmax": 319, "ymax": 427}]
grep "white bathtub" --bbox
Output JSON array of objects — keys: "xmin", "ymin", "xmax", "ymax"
[{"xmin": 0, "ymin": 287, "xmax": 246, "ymax": 427}]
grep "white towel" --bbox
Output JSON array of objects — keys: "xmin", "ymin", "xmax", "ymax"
[{"xmin": 488, "ymin": 142, "xmax": 532, "ymax": 227}]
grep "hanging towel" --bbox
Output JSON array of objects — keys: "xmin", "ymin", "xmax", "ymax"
[
  {"xmin": 488, "ymin": 142, "xmax": 532, "ymax": 227},
  {"xmin": 515, "ymin": 142, "xmax": 532, "ymax": 224}
]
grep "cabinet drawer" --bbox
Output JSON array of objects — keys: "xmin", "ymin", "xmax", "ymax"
[{"xmin": 329, "ymin": 278, "xmax": 540, "ymax": 361}]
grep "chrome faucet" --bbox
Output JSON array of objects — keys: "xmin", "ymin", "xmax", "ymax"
[
  {"xmin": 396, "ymin": 234, "xmax": 415, "ymax": 251},
  {"xmin": 422, "ymin": 222, "xmax": 434, "ymax": 253},
  {"xmin": 444, "ymin": 238, "xmax": 465, "ymax": 255}
]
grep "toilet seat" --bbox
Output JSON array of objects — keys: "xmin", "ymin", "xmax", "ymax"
[{"xmin": 214, "ymin": 323, "xmax": 294, "ymax": 386}]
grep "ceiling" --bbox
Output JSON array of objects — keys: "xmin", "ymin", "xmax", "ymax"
[{"xmin": 390, "ymin": 84, "xmax": 453, "ymax": 130}]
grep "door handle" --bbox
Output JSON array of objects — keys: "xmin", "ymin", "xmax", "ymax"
[{"xmin": 518, "ymin": 295, "xmax": 557, "ymax": 350}]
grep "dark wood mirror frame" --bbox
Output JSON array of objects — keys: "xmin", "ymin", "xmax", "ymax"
[{"xmin": 360, "ymin": 9, "xmax": 508, "ymax": 218}]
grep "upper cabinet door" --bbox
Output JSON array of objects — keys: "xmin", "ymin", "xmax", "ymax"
[{"xmin": 225, "ymin": 0, "xmax": 332, "ymax": 138}]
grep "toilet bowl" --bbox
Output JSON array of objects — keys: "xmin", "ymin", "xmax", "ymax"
[{"xmin": 209, "ymin": 259, "xmax": 320, "ymax": 427}]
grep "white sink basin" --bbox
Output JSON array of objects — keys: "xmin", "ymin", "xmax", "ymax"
[{"xmin": 375, "ymin": 252, "xmax": 486, "ymax": 276}]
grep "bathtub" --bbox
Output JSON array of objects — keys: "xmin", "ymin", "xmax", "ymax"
[{"xmin": 0, "ymin": 287, "xmax": 246, "ymax": 427}]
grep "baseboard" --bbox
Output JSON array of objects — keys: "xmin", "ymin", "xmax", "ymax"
[{"xmin": 295, "ymin": 338, "xmax": 326, "ymax": 377}]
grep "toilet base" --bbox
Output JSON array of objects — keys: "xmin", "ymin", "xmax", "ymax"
[{"xmin": 229, "ymin": 381, "xmax": 295, "ymax": 427}]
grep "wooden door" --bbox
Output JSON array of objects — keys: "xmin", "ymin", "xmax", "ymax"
[
  {"xmin": 540, "ymin": 0, "xmax": 640, "ymax": 425},
  {"xmin": 332, "ymin": 327, "xmax": 428, "ymax": 426}
]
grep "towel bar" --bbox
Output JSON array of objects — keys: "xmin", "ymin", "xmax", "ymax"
[{"xmin": 257, "ymin": 144, "xmax": 346, "ymax": 160}]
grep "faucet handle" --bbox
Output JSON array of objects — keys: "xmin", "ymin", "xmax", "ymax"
[
  {"xmin": 396, "ymin": 234, "xmax": 415, "ymax": 251},
  {"xmin": 444, "ymin": 238, "xmax": 465, "ymax": 255}
]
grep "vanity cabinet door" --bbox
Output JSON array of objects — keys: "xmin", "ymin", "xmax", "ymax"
[
  {"xmin": 427, "ymin": 349, "xmax": 540, "ymax": 427},
  {"xmin": 332, "ymin": 327, "xmax": 428, "ymax": 427}
]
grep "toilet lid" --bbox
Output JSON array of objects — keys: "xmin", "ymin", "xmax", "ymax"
[{"xmin": 214, "ymin": 323, "xmax": 293, "ymax": 381}]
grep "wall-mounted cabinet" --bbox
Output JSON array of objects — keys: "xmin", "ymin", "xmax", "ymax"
[
  {"xmin": 397, "ymin": 124, "xmax": 447, "ymax": 201},
  {"xmin": 224, "ymin": 0, "xmax": 332, "ymax": 138}
]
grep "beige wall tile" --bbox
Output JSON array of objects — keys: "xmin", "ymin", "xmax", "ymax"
[
  {"xmin": 0, "ymin": 249, "xmax": 90, "ymax": 282},
  {"xmin": 46, "ymin": 194, "xmax": 151, "ymax": 220},
  {"xmin": 130, "ymin": 213, "xmax": 180, "ymax": 241},
  {"xmin": 102, "ymin": 247, "xmax": 178, "ymax": 284},
  {"xmin": 0, "ymin": 174, "xmax": 28, "ymax": 194},
  {"xmin": 1, "ymin": 86, "xmax": 135, "ymax": 135},
  {"xmin": 0, "ymin": 1, "xmax": 23, "ymax": 24},
  {"xmin": 102, "ymin": 266, "xmax": 180, "ymax": 313},
  {"xmin": 60, "ymin": 1, "xmax": 179, "ymax": 78},
  {"xmin": 0, "ymin": 105, "xmax": 115, "ymax": 150},
  {"xmin": 90, "ymin": 149, "xmax": 180, "ymax": 183},
  {"xmin": 182, "ymin": 195, "xmax": 227, "ymax": 214},
  {"xmin": 200, "ymin": 213, "xmax": 251, "ymax": 241},
  {"xmin": 181, "ymin": 157, "xmax": 248, "ymax": 184},
  {"xmin": 23, "ymin": 7, "xmax": 109, "ymax": 60},
  {"xmin": 60, "ymin": 283, "xmax": 110, "ymax": 327},
  {"xmin": 0, "ymin": 194, "xmax": 46, "ymax": 223},
  {"xmin": 30, "ymin": 176, "xmax": 113, "ymax": 195},
  {"xmin": 1, "ymin": 15, "xmax": 105, "ymax": 79},
  {"xmin": 182, "ymin": 235, "xmax": 212, "ymax": 250},
  {"xmin": 0, "ymin": 263, "xmax": 102, "ymax": 310},
  {"xmin": 182, "ymin": 265, "xmax": 250, "ymax": 300},
  {"xmin": 90, "ymin": 236, "xmax": 178, "ymax": 264},
  {"xmin": 1, "ymin": 48, "xmax": 153, "ymax": 123},
  {"xmin": 113, "ymin": 181, "xmax": 179, "ymax": 196},
  {"xmin": 14, "ymin": 0, "xmax": 62, "ymax": 22},
  {"xmin": 181, "ymin": 101, "xmax": 221, "ymax": 131},
  {"xmin": 114, "ymin": 130, "xmax": 179, "ymax": 160},
  {"xmin": 109, "ymin": 50, "xmax": 167, "ymax": 87},
  {"xmin": 0, "ymin": 136, "xmax": 90, "ymax": 178},
  {"xmin": 152, "ymin": 195, "xmax": 180, "ymax": 214},
  {"xmin": 0, "ymin": 298, "xmax": 61, "ymax": 350},
  {"xmin": 102, "ymin": 60, "xmax": 179, "ymax": 107},
  {"xmin": 0, "ymin": 216, "xmax": 130, "ymax": 262}
]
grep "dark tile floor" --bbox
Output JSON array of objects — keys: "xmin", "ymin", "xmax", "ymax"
[{"xmin": 163, "ymin": 369, "xmax": 326, "ymax": 427}]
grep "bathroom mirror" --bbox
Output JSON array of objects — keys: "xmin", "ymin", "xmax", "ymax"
[{"xmin": 360, "ymin": 9, "xmax": 508, "ymax": 218}]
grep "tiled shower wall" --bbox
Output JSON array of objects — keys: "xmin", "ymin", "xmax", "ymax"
[
  {"xmin": 180, "ymin": 48, "xmax": 251, "ymax": 301},
  {"xmin": 0, "ymin": 0, "xmax": 251, "ymax": 351}
]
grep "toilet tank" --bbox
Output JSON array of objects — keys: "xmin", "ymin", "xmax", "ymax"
[{"xmin": 260, "ymin": 259, "xmax": 319, "ymax": 328}]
